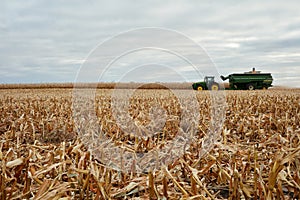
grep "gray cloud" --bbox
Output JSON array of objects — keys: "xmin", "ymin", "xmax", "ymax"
[{"xmin": 0, "ymin": 0, "xmax": 300, "ymax": 87}]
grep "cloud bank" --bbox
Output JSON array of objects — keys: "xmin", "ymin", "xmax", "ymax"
[{"xmin": 1, "ymin": 0, "xmax": 300, "ymax": 87}]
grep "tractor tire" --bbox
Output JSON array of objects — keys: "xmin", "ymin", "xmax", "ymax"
[
  {"xmin": 247, "ymin": 84, "xmax": 255, "ymax": 90},
  {"xmin": 197, "ymin": 86, "xmax": 204, "ymax": 90},
  {"xmin": 210, "ymin": 83, "xmax": 219, "ymax": 91}
]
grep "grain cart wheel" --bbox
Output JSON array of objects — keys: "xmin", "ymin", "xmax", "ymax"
[
  {"xmin": 247, "ymin": 84, "xmax": 255, "ymax": 90},
  {"xmin": 197, "ymin": 86, "xmax": 203, "ymax": 90},
  {"xmin": 210, "ymin": 83, "xmax": 219, "ymax": 91}
]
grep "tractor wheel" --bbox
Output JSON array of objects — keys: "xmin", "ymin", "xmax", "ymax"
[
  {"xmin": 247, "ymin": 84, "xmax": 255, "ymax": 90},
  {"xmin": 197, "ymin": 86, "xmax": 203, "ymax": 90},
  {"xmin": 210, "ymin": 83, "xmax": 219, "ymax": 91}
]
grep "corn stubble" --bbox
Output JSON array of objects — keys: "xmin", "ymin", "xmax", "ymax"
[{"xmin": 0, "ymin": 88, "xmax": 299, "ymax": 199}]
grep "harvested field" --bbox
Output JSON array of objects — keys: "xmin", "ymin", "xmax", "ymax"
[{"xmin": 0, "ymin": 88, "xmax": 300, "ymax": 199}]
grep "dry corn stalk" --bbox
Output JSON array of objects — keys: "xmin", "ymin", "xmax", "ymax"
[{"xmin": 0, "ymin": 88, "xmax": 299, "ymax": 199}]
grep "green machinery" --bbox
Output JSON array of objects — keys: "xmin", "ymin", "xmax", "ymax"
[
  {"xmin": 220, "ymin": 68, "xmax": 273, "ymax": 90},
  {"xmin": 192, "ymin": 68, "xmax": 273, "ymax": 90},
  {"xmin": 192, "ymin": 76, "xmax": 220, "ymax": 90}
]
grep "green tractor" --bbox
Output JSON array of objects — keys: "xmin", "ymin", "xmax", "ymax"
[{"xmin": 192, "ymin": 76, "xmax": 220, "ymax": 91}]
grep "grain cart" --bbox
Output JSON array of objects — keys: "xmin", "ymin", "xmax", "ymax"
[
  {"xmin": 192, "ymin": 76, "xmax": 220, "ymax": 90},
  {"xmin": 220, "ymin": 68, "xmax": 273, "ymax": 90}
]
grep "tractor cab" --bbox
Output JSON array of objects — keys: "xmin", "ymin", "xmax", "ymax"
[{"xmin": 204, "ymin": 76, "xmax": 215, "ymax": 85}]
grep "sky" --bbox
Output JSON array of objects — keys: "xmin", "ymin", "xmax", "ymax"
[{"xmin": 1, "ymin": 0, "xmax": 300, "ymax": 87}]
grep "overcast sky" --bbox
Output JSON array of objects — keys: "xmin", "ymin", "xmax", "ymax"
[{"xmin": 1, "ymin": 1, "xmax": 300, "ymax": 87}]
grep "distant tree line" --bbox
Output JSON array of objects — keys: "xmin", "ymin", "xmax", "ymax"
[{"xmin": 0, "ymin": 82, "xmax": 193, "ymax": 90}]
